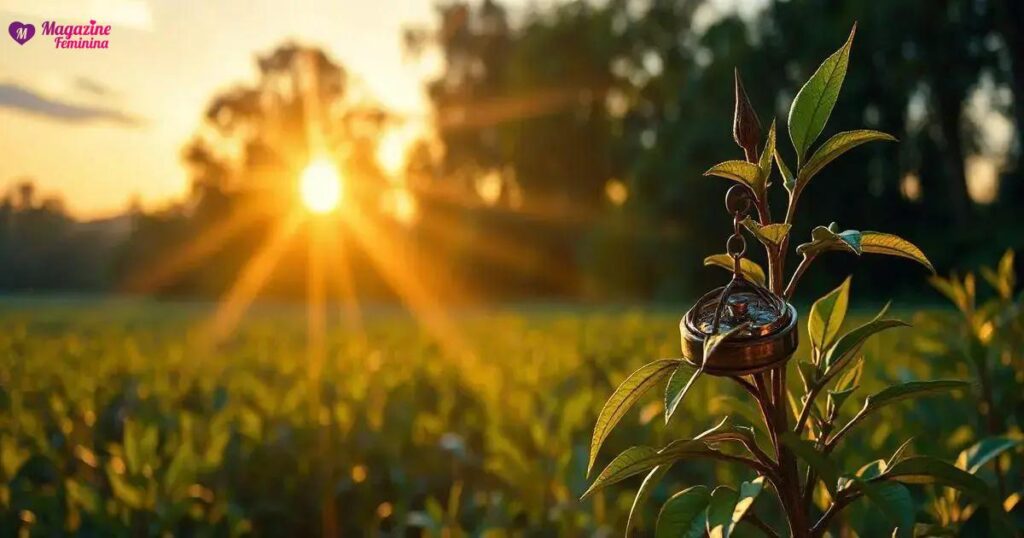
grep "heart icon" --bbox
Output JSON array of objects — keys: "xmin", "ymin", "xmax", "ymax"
[{"xmin": 8, "ymin": 22, "xmax": 35, "ymax": 45}]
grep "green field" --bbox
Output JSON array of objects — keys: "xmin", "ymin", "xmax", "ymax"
[{"xmin": 0, "ymin": 301, "xmax": 982, "ymax": 536}]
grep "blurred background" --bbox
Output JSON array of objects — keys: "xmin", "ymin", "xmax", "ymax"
[
  {"xmin": 2, "ymin": 0, "xmax": 1021, "ymax": 304},
  {"xmin": 1, "ymin": 0, "xmax": 1023, "ymax": 536}
]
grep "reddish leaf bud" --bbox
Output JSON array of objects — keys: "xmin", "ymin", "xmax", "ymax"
[{"xmin": 733, "ymin": 69, "xmax": 762, "ymax": 160}]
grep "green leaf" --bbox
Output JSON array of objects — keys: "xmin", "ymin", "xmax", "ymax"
[
  {"xmin": 589, "ymin": 359, "xmax": 680, "ymax": 475},
  {"xmin": 732, "ymin": 476, "xmax": 766, "ymax": 526},
  {"xmin": 855, "ymin": 459, "xmax": 888, "ymax": 481},
  {"xmin": 655, "ymin": 486, "xmax": 711, "ymax": 538},
  {"xmin": 775, "ymin": 149, "xmax": 795, "ymax": 192},
  {"xmin": 788, "ymin": 24, "xmax": 856, "ymax": 164},
  {"xmin": 664, "ymin": 363, "xmax": 698, "ymax": 423},
  {"xmin": 695, "ymin": 416, "xmax": 757, "ymax": 447},
  {"xmin": 704, "ymin": 160, "xmax": 762, "ymax": 192},
  {"xmin": 796, "ymin": 224, "xmax": 862, "ymax": 257},
  {"xmin": 755, "ymin": 121, "xmax": 777, "ymax": 196},
  {"xmin": 64, "ymin": 479, "xmax": 102, "ymax": 513},
  {"xmin": 667, "ymin": 323, "xmax": 749, "ymax": 423},
  {"xmin": 706, "ymin": 486, "xmax": 740, "ymax": 538},
  {"xmin": 827, "ymin": 385, "xmax": 857, "ymax": 417},
  {"xmin": 929, "ymin": 273, "xmax": 975, "ymax": 315},
  {"xmin": 703, "ymin": 322, "xmax": 750, "ymax": 364},
  {"xmin": 848, "ymin": 438, "xmax": 914, "ymax": 483},
  {"xmin": 124, "ymin": 420, "xmax": 141, "ymax": 475},
  {"xmin": 704, "ymin": 254, "xmax": 767, "ymax": 286},
  {"xmin": 879, "ymin": 456, "xmax": 995, "ymax": 503},
  {"xmin": 860, "ymin": 232, "xmax": 934, "ymax": 273},
  {"xmin": 583, "ymin": 441, "xmax": 722, "ymax": 499},
  {"xmin": 809, "ymin": 277, "xmax": 851, "ymax": 354},
  {"xmin": 741, "ymin": 217, "xmax": 791, "ymax": 247},
  {"xmin": 781, "ymin": 433, "xmax": 841, "ymax": 495},
  {"xmin": 861, "ymin": 480, "xmax": 915, "ymax": 538},
  {"xmin": 164, "ymin": 444, "xmax": 196, "ymax": 494},
  {"xmin": 999, "ymin": 249, "xmax": 1014, "ymax": 288},
  {"xmin": 797, "ymin": 361, "xmax": 820, "ymax": 392},
  {"xmin": 956, "ymin": 436, "xmax": 1022, "ymax": 474},
  {"xmin": 912, "ymin": 524, "xmax": 958, "ymax": 537},
  {"xmin": 584, "ymin": 446, "xmax": 659, "ymax": 499},
  {"xmin": 665, "ymin": 365, "xmax": 703, "ymax": 424},
  {"xmin": 841, "ymin": 398, "xmax": 966, "ymax": 471},
  {"xmin": 872, "ymin": 301, "xmax": 893, "ymax": 321},
  {"xmin": 691, "ymin": 418, "xmax": 766, "ymax": 463},
  {"xmin": 860, "ymin": 380, "xmax": 969, "ymax": 418},
  {"xmin": 628, "ymin": 465, "xmax": 672, "ymax": 536},
  {"xmin": 735, "ymin": 522, "xmax": 773, "ymax": 537},
  {"xmin": 786, "ymin": 390, "xmax": 802, "ymax": 422},
  {"xmin": 887, "ymin": 438, "xmax": 915, "ymax": 468},
  {"xmin": 106, "ymin": 469, "xmax": 149, "ymax": 509},
  {"xmin": 986, "ymin": 249, "xmax": 1015, "ymax": 299},
  {"xmin": 795, "ymin": 227, "xmax": 933, "ymax": 275},
  {"xmin": 832, "ymin": 357, "xmax": 863, "ymax": 394},
  {"xmin": 796, "ymin": 130, "xmax": 897, "ymax": 195},
  {"xmin": 822, "ymin": 313, "xmax": 909, "ymax": 383}
]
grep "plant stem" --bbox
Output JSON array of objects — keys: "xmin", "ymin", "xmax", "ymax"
[
  {"xmin": 749, "ymin": 366, "xmax": 810, "ymax": 538},
  {"xmin": 727, "ymin": 375, "xmax": 784, "ymax": 477},
  {"xmin": 776, "ymin": 375, "xmax": 810, "ymax": 537},
  {"xmin": 776, "ymin": 450, "xmax": 810, "ymax": 537},
  {"xmin": 793, "ymin": 383, "xmax": 825, "ymax": 437},
  {"xmin": 784, "ymin": 253, "xmax": 816, "ymax": 300},
  {"xmin": 774, "ymin": 367, "xmax": 787, "ymax": 425},
  {"xmin": 756, "ymin": 202, "xmax": 780, "ymax": 293},
  {"xmin": 754, "ymin": 373, "xmax": 779, "ymax": 456},
  {"xmin": 823, "ymin": 407, "xmax": 866, "ymax": 454},
  {"xmin": 974, "ymin": 352, "xmax": 1008, "ymax": 498},
  {"xmin": 743, "ymin": 147, "xmax": 780, "ymax": 293},
  {"xmin": 802, "ymin": 422, "xmax": 833, "ymax": 507},
  {"xmin": 775, "ymin": 193, "xmax": 799, "ymax": 294},
  {"xmin": 811, "ymin": 491, "xmax": 862, "ymax": 537},
  {"xmin": 759, "ymin": 202, "xmax": 812, "ymax": 536},
  {"xmin": 709, "ymin": 452, "xmax": 776, "ymax": 478},
  {"xmin": 729, "ymin": 374, "xmax": 759, "ymax": 398},
  {"xmin": 739, "ymin": 185, "xmax": 814, "ymax": 536}
]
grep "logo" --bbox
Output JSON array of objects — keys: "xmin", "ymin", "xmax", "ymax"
[
  {"xmin": 8, "ymin": 21, "xmax": 34, "ymax": 45},
  {"xmin": 43, "ymin": 20, "xmax": 111, "ymax": 49},
  {"xmin": 7, "ymin": 19, "xmax": 112, "ymax": 49}
]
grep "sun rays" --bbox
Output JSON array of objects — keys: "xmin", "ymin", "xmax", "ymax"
[
  {"xmin": 203, "ymin": 210, "xmax": 303, "ymax": 344},
  {"xmin": 117, "ymin": 52, "xmax": 603, "ymax": 378},
  {"xmin": 123, "ymin": 157, "xmax": 589, "ymax": 365}
]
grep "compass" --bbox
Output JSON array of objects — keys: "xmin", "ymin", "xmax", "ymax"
[{"xmin": 680, "ymin": 185, "xmax": 798, "ymax": 375}]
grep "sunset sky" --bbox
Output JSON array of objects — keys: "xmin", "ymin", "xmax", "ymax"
[
  {"xmin": 0, "ymin": 0, "xmax": 826, "ymax": 219},
  {"xmin": 0, "ymin": 0, "xmax": 449, "ymax": 218}
]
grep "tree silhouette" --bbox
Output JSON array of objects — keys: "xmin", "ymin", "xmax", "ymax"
[{"xmin": 118, "ymin": 44, "xmax": 395, "ymax": 296}]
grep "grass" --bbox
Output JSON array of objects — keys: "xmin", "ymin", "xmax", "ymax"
[{"xmin": 0, "ymin": 299, "xmax": 976, "ymax": 535}]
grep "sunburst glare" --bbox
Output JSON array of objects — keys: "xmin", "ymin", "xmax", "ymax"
[{"xmin": 300, "ymin": 158, "xmax": 344, "ymax": 214}]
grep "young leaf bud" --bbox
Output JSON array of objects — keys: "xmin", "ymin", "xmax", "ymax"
[{"xmin": 733, "ymin": 69, "xmax": 762, "ymax": 161}]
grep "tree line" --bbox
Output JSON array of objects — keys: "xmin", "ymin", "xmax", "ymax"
[{"xmin": 4, "ymin": 0, "xmax": 1023, "ymax": 302}]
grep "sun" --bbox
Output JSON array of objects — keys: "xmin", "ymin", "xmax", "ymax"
[{"xmin": 299, "ymin": 158, "xmax": 343, "ymax": 214}]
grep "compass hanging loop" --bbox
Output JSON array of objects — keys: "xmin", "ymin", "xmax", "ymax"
[{"xmin": 679, "ymin": 185, "xmax": 798, "ymax": 376}]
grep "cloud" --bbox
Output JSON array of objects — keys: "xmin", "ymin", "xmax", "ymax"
[
  {"xmin": 74, "ymin": 77, "xmax": 114, "ymax": 97},
  {"xmin": 0, "ymin": 83, "xmax": 143, "ymax": 126}
]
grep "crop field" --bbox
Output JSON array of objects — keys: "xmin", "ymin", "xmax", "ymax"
[{"xmin": 0, "ymin": 301, "xmax": 981, "ymax": 536}]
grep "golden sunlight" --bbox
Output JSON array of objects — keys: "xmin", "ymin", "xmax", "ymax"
[
  {"xmin": 377, "ymin": 127, "xmax": 415, "ymax": 178},
  {"xmin": 299, "ymin": 158, "xmax": 344, "ymax": 214}
]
